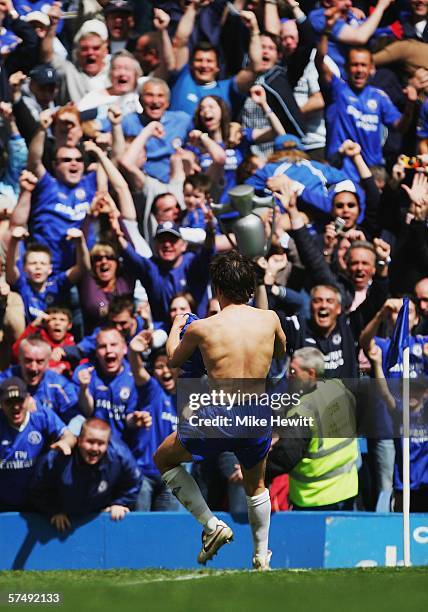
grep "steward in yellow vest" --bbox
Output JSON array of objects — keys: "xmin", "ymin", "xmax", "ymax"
[{"xmin": 267, "ymin": 347, "xmax": 358, "ymax": 510}]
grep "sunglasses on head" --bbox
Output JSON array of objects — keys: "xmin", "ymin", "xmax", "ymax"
[
  {"xmin": 55, "ymin": 156, "xmax": 84, "ymax": 163},
  {"xmin": 91, "ymin": 254, "xmax": 117, "ymax": 263}
]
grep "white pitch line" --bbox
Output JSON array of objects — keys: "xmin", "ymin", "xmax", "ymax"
[
  {"xmin": 117, "ymin": 570, "xmax": 242, "ymax": 586},
  {"xmin": 115, "ymin": 568, "xmax": 292, "ymax": 586}
]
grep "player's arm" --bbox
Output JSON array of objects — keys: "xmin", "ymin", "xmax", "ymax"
[
  {"xmin": 167, "ymin": 316, "xmax": 201, "ymax": 367},
  {"xmin": 273, "ymin": 311, "xmax": 286, "ymax": 359}
]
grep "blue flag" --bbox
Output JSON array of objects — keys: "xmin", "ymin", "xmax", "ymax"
[{"xmin": 385, "ymin": 298, "xmax": 410, "ymax": 373}]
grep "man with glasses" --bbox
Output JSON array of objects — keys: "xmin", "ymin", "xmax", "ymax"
[{"xmin": 25, "ymin": 109, "xmax": 96, "ymax": 273}]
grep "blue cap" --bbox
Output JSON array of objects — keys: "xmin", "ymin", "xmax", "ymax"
[
  {"xmin": 155, "ymin": 221, "xmax": 182, "ymax": 239},
  {"xmin": 0, "ymin": 377, "xmax": 27, "ymax": 401},
  {"xmin": 29, "ymin": 64, "xmax": 59, "ymax": 86},
  {"xmin": 274, "ymin": 134, "xmax": 305, "ymax": 152},
  {"xmin": 104, "ymin": 0, "xmax": 133, "ymax": 14}
]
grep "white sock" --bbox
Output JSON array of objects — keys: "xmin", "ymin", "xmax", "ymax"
[
  {"xmin": 162, "ymin": 466, "xmax": 219, "ymax": 533},
  {"xmin": 246, "ymin": 489, "xmax": 271, "ymax": 557}
]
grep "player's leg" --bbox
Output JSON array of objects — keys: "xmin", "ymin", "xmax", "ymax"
[
  {"xmin": 241, "ymin": 457, "xmax": 272, "ymax": 570},
  {"xmin": 154, "ymin": 432, "xmax": 233, "ymax": 562}
]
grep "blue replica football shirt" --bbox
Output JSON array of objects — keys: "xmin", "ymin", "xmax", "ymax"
[
  {"xmin": 325, "ymin": 75, "xmax": 401, "ymax": 179},
  {"xmin": 29, "ymin": 171, "xmax": 97, "ymax": 272},
  {"xmin": 417, "ymin": 100, "xmax": 428, "ymax": 139},
  {"xmin": 0, "ymin": 367, "xmax": 79, "ymax": 424},
  {"xmin": 169, "ymin": 64, "xmax": 240, "ymax": 115},
  {"xmin": 72, "ymin": 361, "xmax": 138, "ymax": 438},
  {"xmin": 13, "ymin": 271, "xmax": 71, "ymax": 324},
  {"xmin": 124, "ymin": 377, "xmax": 177, "ymax": 477},
  {"xmin": 309, "ymin": 8, "xmax": 365, "ymax": 75},
  {"xmin": 393, "ymin": 403, "xmax": 428, "ymax": 491},
  {"xmin": 246, "ymin": 158, "xmax": 348, "ymax": 215},
  {"xmin": 106, "ymin": 110, "xmax": 192, "ymax": 184},
  {"xmin": 0, "ymin": 406, "xmax": 66, "ymax": 509}
]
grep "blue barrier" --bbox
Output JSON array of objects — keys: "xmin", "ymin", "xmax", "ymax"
[{"xmin": 0, "ymin": 512, "xmax": 427, "ymax": 570}]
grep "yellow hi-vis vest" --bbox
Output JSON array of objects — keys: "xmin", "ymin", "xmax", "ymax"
[{"xmin": 289, "ymin": 379, "xmax": 358, "ymax": 507}]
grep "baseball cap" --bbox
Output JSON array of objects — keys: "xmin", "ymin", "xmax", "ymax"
[
  {"xmin": 274, "ymin": 134, "xmax": 305, "ymax": 152},
  {"xmin": 29, "ymin": 64, "xmax": 59, "ymax": 86},
  {"xmin": 74, "ymin": 19, "xmax": 109, "ymax": 43},
  {"xmin": 332, "ymin": 179, "xmax": 358, "ymax": 196},
  {"xmin": 104, "ymin": 0, "xmax": 134, "ymax": 14},
  {"xmin": 0, "ymin": 377, "xmax": 28, "ymax": 402},
  {"xmin": 24, "ymin": 11, "xmax": 50, "ymax": 28},
  {"xmin": 155, "ymin": 222, "xmax": 182, "ymax": 239}
]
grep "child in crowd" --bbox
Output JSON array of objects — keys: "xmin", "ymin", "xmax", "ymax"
[
  {"xmin": 5, "ymin": 226, "xmax": 90, "ymax": 323},
  {"xmin": 182, "ymin": 173, "xmax": 212, "ymax": 230},
  {"xmin": 12, "ymin": 307, "xmax": 76, "ymax": 377}
]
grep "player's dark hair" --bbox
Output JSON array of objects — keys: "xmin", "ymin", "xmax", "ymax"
[
  {"xmin": 210, "ymin": 251, "xmax": 256, "ymax": 304},
  {"xmin": 184, "ymin": 173, "xmax": 212, "ymax": 194},
  {"xmin": 108, "ymin": 295, "xmax": 135, "ymax": 317},
  {"xmin": 24, "ymin": 243, "xmax": 52, "ymax": 264}
]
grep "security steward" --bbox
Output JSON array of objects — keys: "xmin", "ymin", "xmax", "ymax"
[{"xmin": 267, "ymin": 347, "xmax": 358, "ymax": 510}]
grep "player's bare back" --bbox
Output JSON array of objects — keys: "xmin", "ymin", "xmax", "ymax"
[{"xmin": 191, "ymin": 304, "xmax": 283, "ymax": 379}]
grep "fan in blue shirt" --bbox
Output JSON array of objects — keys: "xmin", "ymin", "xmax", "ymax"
[
  {"xmin": 73, "ymin": 327, "xmax": 140, "ymax": 439},
  {"xmin": 169, "ymin": 8, "xmax": 263, "ymax": 116},
  {"xmin": 0, "ymin": 336, "xmax": 79, "ymax": 424},
  {"xmin": 309, "ymin": 1, "xmax": 396, "ymax": 76},
  {"xmin": 0, "ymin": 376, "xmax": 74, "ymax": 511},
  {"xmin": 5, "ymin": 226, "xmax": 90, "ymax": 324},
  {"xmin": 101, "ymin": 78, "xmax": 192, "ymax": 184},
  {"xmin": 30, "ymin": 418, "xmax": 142, "ymax": 531},
  {"xmin": 316, "ymin": 43, "xmax": 416, "ymax": 182},
  {"xmin": 368, "ymin": 345, "xmax": 428, "ymax": 511},
  {"xmin": 27, "ymin": 117, "xmax": 97, "ymax": 272},
  {"xmin": 246, "ymin": 134, "xmax": 347, "ymax": 215},
  {"xmin": 125, "ymin": 334, "xmax": 179, "ymax": 511},
  {"xmin": 115, "ymin": 221, "xmax": 215, "ymax": 327}
]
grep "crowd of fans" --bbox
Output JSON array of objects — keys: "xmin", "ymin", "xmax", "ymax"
[{"xmin": 0, "ymin": 0, "xmax": 427, "ymax": 530}]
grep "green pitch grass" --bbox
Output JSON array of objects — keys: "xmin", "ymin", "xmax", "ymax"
[{"xmin": 0, "ymin": 567, "xmax": 427, "ymax": 612}]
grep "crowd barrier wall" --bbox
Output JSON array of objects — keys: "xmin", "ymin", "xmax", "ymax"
[{"xmin": 1, "ymin": 512, "xmax": 427, "ymax": 570}]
